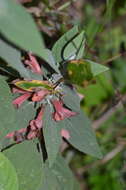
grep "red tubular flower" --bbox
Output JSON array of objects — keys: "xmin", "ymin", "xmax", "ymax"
[
  {"xmin": 61, "ymin": 129, "xmax": 70, "ymax": 140},
  {"xmin": 12, "ymin": 87, "xmax": 27, "ymax": 94},
  {"xmin": 26, "ymin": 129, "xmax": 38, "ymax": 140},
  {"xmin": 77, "ymin": 93, "xmax": 84, "ymax": 101},
  {"xmin": 6, "ymin": 128, "xmax": 26, "ymax": 143},
  {"xmin": 12, "ymin": 87, "xmax": 32, "ymax": 108},
  {"xmin": 30, "ymin": 106, "xmax": 44, "ymax": 129},
  {"xmin": 24, "ymin": 53, "xmax": 42, "ymax": 74},
  {"xmin": 12, "ymin": 87, "xmax": 49, "ymax": 108},
  {"xmin": 26, "ymin": 106, "xmax": 44, "ymax": 140},
  {"xmin": 32, "ymin": 90, "xmax": 49, "ymax": 102},
  {"xmin": 52, "ymin": 100, "xmax": 77, "ymax": 121},
  {"xmin": 12, "ymin": 93, "xmax": 31, "ymax": 108},
  {"xmin": 5, "ymin": 107, "xmax": 44, "ymax": 141}
]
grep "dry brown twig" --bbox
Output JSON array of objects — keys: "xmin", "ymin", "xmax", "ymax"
[
  {"xmin": 76, "ymin": 141, "xmax": 126, "ymax": 176},
  {"xmin": 93, "ymin": 94, "xmax": 126, "ymax": 130}
]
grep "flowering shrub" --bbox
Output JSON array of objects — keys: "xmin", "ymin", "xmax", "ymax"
[{"xmin": 0, "ymin": 0, "xmax": 109, "ymax": 189}]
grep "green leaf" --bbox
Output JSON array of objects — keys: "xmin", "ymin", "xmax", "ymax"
[
  {"xmin": 106, "ymin": 0, "xmax": 116, "ymax": 19},
  {"xmin": 63, "ymin": 31, "xmax": 85, "ymax": 60},
  {"xmin": 43, "ymin": 105, "xmax": 62, "ymax": 167},
  {"xmin": 0, "ymin": 77, "xmax": 16, "ymax": 142},
  {"xmin": 4, "ymin": 141, "xmax": 42, "ymax": 190},
  {"xmin": 41, "ymin": 155, "xmax": 80, "ymax": 190},
  {"xmin": 0, "ymin": 0, "xmax": 44, "ymax": 56},
  {"xmin": 66, "ymin": 59, "xmax": 93, "ymax": 86},
  {"xmin": 52, "ymin": 26, "xmax": 85, "ymax": 64},
  {"xmin": 0, "ymin": 0, "xmax": 62, "ymax": 71},
  {"xmin": 77, "ymin": 73, "xmax": 114, "ymax": 107},
  {"xmin": 0, "ymin": 152, "xmax": 18, "ymax": 190},
  {"xmin": 66, "ymin": 59, "xmax": 108, "ymax": 87},
  {"xmin": 59, "ymin": 111, "xmax": 102, "ymax": 158},
  {"xmin": 15, "ymin": 101, "xmax": 36, "ymax": 129},
  {"xmin": 73, "ymin": 179, "xmax": 81, "ymax": 190},
  {"xmin": 62, "ymin": 85, "xmax": 80, "ymax": 111},
  {"xmin": 41, "ymin": 163, "xmax": 60, "ymax": 190},
  {"xmin": 85, "ymin": 18, "xmax": 102, "ymax": 47},
  {"xmin": 42, "ymin": 49, "xmax": 60, "ymax": 73},
  {"xmin": 1, "ymin": 101, "xmax": 36, "ymax": 150},
  {"xmin": 52, "ymin": 155, "xmax": 77, "ymax": 190},
  {"xmin": 109, "ymin": 59, "xmax": 126, "ymax": 88},
  {"xmin": 0, "ymin": 39, "xmax": 30, "ymax": 78},
  {"xmin": 88, "ymin": 60, "xmax": 109, "ymax": 76}
]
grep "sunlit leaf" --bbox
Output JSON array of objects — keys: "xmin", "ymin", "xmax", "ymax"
[
  {"xmin": 0, "ymin": 152, "xmax": 18, "ymax": 190},
  {"xmin": 4, "ymin": 141, "xmax": 42, "ymax": 190}
]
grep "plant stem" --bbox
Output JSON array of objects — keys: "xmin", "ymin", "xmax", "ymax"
[{"xmin": 39, "ymin": 130, "xmax": 48, "ymax": 162}]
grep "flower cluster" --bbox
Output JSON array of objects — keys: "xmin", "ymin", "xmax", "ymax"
[
  {"xmin": 12, "ymin": 87, "xmax": 50, "ymax": 108},
  {"xmin": 6, "ymin": 53, "xmax": 77, "ymax": 143}
]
